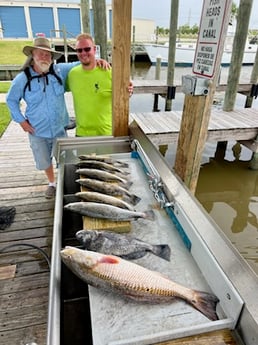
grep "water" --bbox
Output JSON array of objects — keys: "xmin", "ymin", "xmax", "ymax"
[{"xmin": 130, "ymin": 62, "xmax": 258, "ymax": 275}]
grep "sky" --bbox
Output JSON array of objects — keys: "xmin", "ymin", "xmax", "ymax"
[{"xmin": 107, "ymin": 1, "xmax": 258, "ymax": 30}]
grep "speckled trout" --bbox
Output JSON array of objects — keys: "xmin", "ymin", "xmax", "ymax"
[
  {"xmin": 75, "ymin": 168, "xmax": 132, "ymax": 188},
  {"xmin": 60, "ymin": 247, "xmax": 219, "ymax": 321},
  {"xmin": 64, "ymin": 202, "xmax": 155, "ymax": 221},
  {"xmin": 79, "ymin": 154, "xmax": 129, "ymax": 168},
  {"xmin": 76, "ymin": 178, "xmax": 141, "ymax": 205},
  {"xmin": 76, "ymin": 160, "xmax": 129, "ymax": 175},
  {"xmin": 75, "ymin": 191, "xmax": 135, "ymax": 211}
]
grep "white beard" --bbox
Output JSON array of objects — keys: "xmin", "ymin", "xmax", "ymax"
[{"xmin": 33, "ymin": 57, "xmax": 51, "ymax": 73}]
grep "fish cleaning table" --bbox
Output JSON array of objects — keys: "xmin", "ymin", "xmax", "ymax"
[
  {"xmin": 47, "ymin": 134, "xmax": 244, "ymax": 345},
  {"xmin": 86, "ymin": 152, "xmax": 238, "ymax": 345}
]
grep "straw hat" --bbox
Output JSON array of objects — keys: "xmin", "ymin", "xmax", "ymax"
[{"xmin": 23, "ymin": 37, "xmax": 63, "ymax": 60}]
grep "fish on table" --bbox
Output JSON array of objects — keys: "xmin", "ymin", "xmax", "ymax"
[
  {"xmin": 75, "ymin": 168, "xmax": 132, "ymax": 188},
  {"xmin": 76, "ymin": 229, "xmax": 171, "ymax": 261},
  {"xmin": 76, "ymin": 178, "xmax": 141, "ymax": 205},
  {"xmin": 79, "ymin": 154, "xmax": 129, "ymax": 168},
  {"xmin": 64, "ymin": 202, "xmax": 155, "ymax": 222},
  {"xmin": 76, "ymin": 160, "xmax": 130, "ymax": 176},
  {"xmin": 75, "ymin": 191, "xmax": 135, "ymax": 211},
  {"xmin": 60, "ymin": 247, "xmax": 219, "ymax": 321}
]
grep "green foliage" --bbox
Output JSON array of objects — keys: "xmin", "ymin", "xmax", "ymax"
[
  {"xmin": 0, "ymin": 103, "xmax": 11, "ymax": 137},
  {"xmin": 178, "ymin": 24, "xmax": 197, "ymax": 35},
  {"xmin": 0, "ymin": 82, "xmax": 11, "ymax": 93},
  {"xmin": 156, "ymin": 1, "xmax": 240, "ymax": 38}
]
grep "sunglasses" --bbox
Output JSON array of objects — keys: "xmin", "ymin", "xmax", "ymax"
[{"xmin": 76, "ymin": 47, "xmax": 92, "ymax": 53}]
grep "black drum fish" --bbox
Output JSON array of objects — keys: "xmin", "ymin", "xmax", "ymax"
[{"xmin": 76, "ymin": 229, "xmax": 171, "ymax": 261}]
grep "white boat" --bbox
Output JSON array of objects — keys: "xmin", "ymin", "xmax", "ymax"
[{"xmin": 143, "ymin": 37, "xmax": 257, "ymax": 67}]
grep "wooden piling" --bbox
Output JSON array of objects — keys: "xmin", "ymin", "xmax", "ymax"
[
  {"xmin": 92, "ymin": 0, "xmax": 108, "ymax": 60},
  {"xmin": 112, "ymin": 0, "xmax": 132, "ymax": 137},
  {"xmin": 223, "ymin": 0, "xmax": 253, "ymax": 111},
  {"xmin": 153, "ymin": 56, "xmax": 161, "ymax": 112},
  {"xmin": 174, "ymin": 0, "xmax": 233, "ymax": 194}
]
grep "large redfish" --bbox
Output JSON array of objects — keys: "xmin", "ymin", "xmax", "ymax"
[{"xmin": 60, "ymin": 247, "xmax": 219, "ymax": 321}]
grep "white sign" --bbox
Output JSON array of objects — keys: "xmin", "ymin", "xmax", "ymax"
[{"xmin": 193, "ymin": 0, "xmax": 229, "ymax": 78}]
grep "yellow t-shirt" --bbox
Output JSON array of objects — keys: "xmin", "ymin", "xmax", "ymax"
[{"xmin": 66, "ymin": 65, "xmax": 112, "ymax": 136}]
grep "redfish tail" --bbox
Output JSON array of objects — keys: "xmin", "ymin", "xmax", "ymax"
[
  {"xmin": 152, "ymin": 244, "xmax": 171, "ymax": 261},
  {"xmin": 143, "ymin": 209, "xmax": 156, "ymax": 221},
  {"xmin": 190, "ymin": 290, "xmax": 219, "ymax": 321}
]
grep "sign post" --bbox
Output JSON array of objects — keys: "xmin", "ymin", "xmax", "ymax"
[
  {"xmin": 174, "ymin": 0, "xmax": 232, "ymax": 193},
  {"xmin": 193, "ymin": 0, "xmax": 230, "ymax": 78}
]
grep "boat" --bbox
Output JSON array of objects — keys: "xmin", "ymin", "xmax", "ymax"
[
  {"xmin": 143, "ymin": 27, "xmax": 258, "ymax": 67},
  {"xmin": 143, "ymin": 39, "xmax": 257, "ymax": 67},
  {"xmin": 46, "ymin": 123, "xmax": 258, "ymax": 345}
]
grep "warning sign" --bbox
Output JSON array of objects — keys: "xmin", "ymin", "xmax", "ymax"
[{"xmin": 193, "ymin": 0, "xmax": 230, "ymax": 78}]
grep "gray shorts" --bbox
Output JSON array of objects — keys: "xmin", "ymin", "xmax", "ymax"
[{"xmin": 29, "ymin": 135, "xmax": 57, "ymax": 170}]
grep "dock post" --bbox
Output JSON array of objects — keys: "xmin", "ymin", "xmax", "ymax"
[
  {"xmin": 249, "ymin": 138, "xmax": 258, "ymax": 170},
  {"xmin": 131, "ymin": 26, "xmax": 136, "ymax": 64},
  {"xmin": 245, "ymin": 41, "xmax": 258, "ymax": 169},
  {"xmin": 153, "ymin": 56, "xmax": 161, "ymax": 112}
]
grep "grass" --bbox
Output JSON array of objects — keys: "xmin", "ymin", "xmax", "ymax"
[
  {"xmin": 0, "ymin": 40, "xmax": 32, "ymax": 64},
  {"xmin": 0, "ymin": 103, "xmax": 11, "ymax": 137},
  {"xmin": 0, "ymin": 41, "xmax": 30, "ymax": 135},
  {"xmin": 0, "ymin": 82, "xmax": 11, "ymax": 93}
]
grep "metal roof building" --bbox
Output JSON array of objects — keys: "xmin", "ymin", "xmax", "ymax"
[
  {"xmin": 0, "ymin": 1, "xmax": 155, "ymax": 41},
  {"xmin": 0, "ymin": 1, "xmax": 112, "ymax": 39}
]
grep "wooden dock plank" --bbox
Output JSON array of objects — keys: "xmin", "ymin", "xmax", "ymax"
[
  {"xmin": 0, "ymin": 247, "xmax": 51, "ymax": 266},
  {"xmin": 130, "ymin": 107, "xmax": 258, "ymax": 145},
  {"xmin": 0, "ymin": 323, "xmax": 47, "ymax": 345},
  {"xmin": 0, "ymin": 121, "xmax": 53, "ymax": 345},
  {"xmin": 0, "ymin": 272, "xmax": 49, "ymax": 295},
  {"xmin": 132, "ymin": 79, "xmax": 253, "ymax": 97},
  {"xmin": 0, "ymin": 265, "xmax": 16, "ymax": 280}
]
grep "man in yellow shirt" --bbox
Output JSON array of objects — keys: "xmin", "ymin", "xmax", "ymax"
[{"xmin": 66, "ymin": 33, "xmax": 133, "ymax": 137}]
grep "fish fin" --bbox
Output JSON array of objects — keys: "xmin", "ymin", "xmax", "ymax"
[
  {"xmin": 121, "ymin": 170, "xmax": 130, "ymax": 176},
  {"xmin": 115, "ymin": 160, "xmax": 129, "ymax": 168},
  {"xmin": 152, "ymin": 244, "xmax": 171, "ymax": 261},
  {"xmin": 130, "ymin": 194, "xmax": 141, "ymax": 206},
  {"xmin": 126, "ymin": 180, "xmax": 133, "ymax": 188},
  {"xmin": 121, "ymin": 180, "xmax": 133, "ymax": 189},
  {"xmin": 143, "ymin": 210, "xmax": 156, "ymax": 221},
  {"xmin": 120, "ymin": 252, "xmax": 146, "ymax": 260},
  {"xmin": 99, "ymin": 255, "xmax": 120, "ymax": 264},
  {"xmin": 190, "ymin": 290, "xmax": 219, "ymax": 321}
]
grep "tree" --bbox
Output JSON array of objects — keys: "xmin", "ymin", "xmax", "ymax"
[{"xmin": 92, "ymin": 0, "xmax": 108, "ymax": 60}]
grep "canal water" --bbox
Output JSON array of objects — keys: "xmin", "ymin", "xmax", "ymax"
[{"xmin": 130, "ymin": 62, "xmax": 258, "ymax": 275}]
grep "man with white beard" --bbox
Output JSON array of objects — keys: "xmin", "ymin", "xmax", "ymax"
[{"xmin": 6, "ymin": 36, "xmax": 109, "ymax": 199}]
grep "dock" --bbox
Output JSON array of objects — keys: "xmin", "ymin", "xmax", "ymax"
[
  {"xmin": 130, "ymin": 107, "xmax": 258, "ymax": 147},
  {"xmin": 0, "ymin": 107, "xmax": 253, "ymax": 344}
]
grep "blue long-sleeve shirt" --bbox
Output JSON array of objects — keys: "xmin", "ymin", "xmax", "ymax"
[{"xmin": 6, "ymin": 62, "xmax": 78, "ymax": 138}]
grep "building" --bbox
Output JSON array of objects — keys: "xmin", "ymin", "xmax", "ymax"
[{"xmin": 0, "ymin": 1, "xmax": 155, "ymax": 41}]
